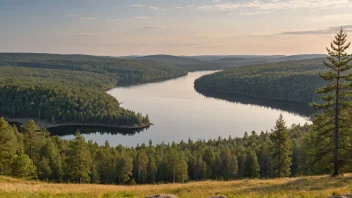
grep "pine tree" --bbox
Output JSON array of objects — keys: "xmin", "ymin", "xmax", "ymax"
[
  {"xmin": 270, "ymin": 114, "xmax": 292, "ymax": 177},
  {"xmin": 67, "ymin": 131, "xmax": 92, "ymax": 183},
  {"xmin": 168, "ymin": 148, "xmax": 188, "ymax": 183},
  {"xmin": 10, "ymin": 151, "xmax": 37, "ymax": 179},
  {"xmin": 37, "ymin": 157, "xmax": 52, "ymax": 181},
  {"xmin": 311, "ymin": 29, "xmax": 352, "ymax": 176},
  {"xmin": 116, "ymin": 153, "xmax": 133, "ymax": 184},
  {"xmin": 0, "ymin": 117, "xmax": 20, "ymax": 175},
  {"xmin": 41, "ymin": 139, "xmax": 64, "ymax": 182},
  {"xmin": 147, "ymin": 156, "xmax": 157, "ymax": 183},
  {"xmin": 22, "ymin": 120, "xmax": 42, "ymax": 160},
  {"xmin": 144, "ymin": 114, "xmax": 150, "ymax": 124},
  {"xmin": 244, "ymin": 149, "xmax": 260, "ymax": 178},
  {"xmin": 135, "ymin": 149, "xmax": 148, "ymax": 183}
]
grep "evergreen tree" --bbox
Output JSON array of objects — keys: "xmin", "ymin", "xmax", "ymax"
[
  {"xmin": 67, "ymin": 131, "xmax": 92, "ymax": 183},
  {"xmin": 37, "ymin": 157, "xmax": 52, "ymax": 181},
  {"xmin": 168, "ymin": 148, "xmax": 188, "ymax": 183},
  {"xmin": 147, "ymin": 156, "xmax": 157, "ymax": 183},
  {"xmin": 244, "ymin": 149, "xmax": 260, "ymax": 178},
  {"xmin": 0, "ymin": 117, "xmax": 20, "ymax": 175},
  {"xmin": 270, "ymin": 114, "xmax": 292, "ymax": 177},
  {"xmin": 311, "ymin": 29, "xmax": 352, "ymax": 176},
  {"xmin": 40, "ymin": 139, "xmax": 64, "ymax": 182},
  {"xmin": 10, "ymin": 151, "xmax": 37, "ymax": 179},
  {"xmin": 220, "ymin": 146, "xmax": 238, "ymax": 180},
  {"xmin": 22, "ymin": 120, "xmax": 46, "ymax": 162},
  {"xmin": 116, "ymin": 153, "xmax": 133, "ymax": 184},
  {"xmin": 135, "ymin": 149, "xmax": 148, "ymax": 183}
]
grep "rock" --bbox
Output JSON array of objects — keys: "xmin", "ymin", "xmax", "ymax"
[
  {"xmin": 210, "ymin": 196, "xmax": 226, "ymax": 198},
  {"xmin": 328, "ymin": 196, "xmax": 348, "ymax": 198},
  {"xmin": 145, "ymin": 194, "xmax": 177, "ymax": 198}
]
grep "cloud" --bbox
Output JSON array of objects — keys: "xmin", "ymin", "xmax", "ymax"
[
  {"xmin": 66, "ymin": 14, "xmax": 78, "ymax": 17},
  {"xmin": 308, "ymin": 14, "xmax": 352, "ymax": 22},
  {"xmin": 130, "ymin": 16, "xmax": 149, "ymax": 19},
  {"xmin": 280, "ymin": 25, "xmax": 352, "ymax": 35},
  {"xmin": 79, "ymin": 17, "xmax": 96, "ymax": 20},
  {"xmin": 129, "ymin": 4, "xmax": 164, "ymax": 10},
  {"xmin": 61, "ymin": 33, "xmax": 101, "ymax": 39},
  {"xmin": 176, "ymin": 5, "xmax": 196, "ymax": 9},
  {"xmin": 239, "ymin": 11, "xmax": 272, "ymax": 16},
  {"xmin": 195, "ymin": 0, "xmax": 350, "ymax": 11},
  {"xmin": 144, "ymin": 26, "xmax": 163, "ymax": 29}
]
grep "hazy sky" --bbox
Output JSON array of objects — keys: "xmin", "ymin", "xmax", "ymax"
[{"xmin": 1, "ymin": 0, "xmax": 352, "ymax": 56}]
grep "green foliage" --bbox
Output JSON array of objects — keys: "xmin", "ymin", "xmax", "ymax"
[
  {"xmin": 0, "ymin": 53, "xmax": 187, "ymax": 87},
  {"xmin": 195, "ymin": 58, "xmax": 327, "ymax": 103},
  {"xmin": 270, "ymin": 114, "xmax": 292, "ymax": 177},
  {"xmin": 116, "ymin": 153, "xmax": 133, "ymax": 184},
  {"xmin": 0, "ymin": 117, "xmax": 329, "ymax": 185},
  {"xmin": 244, "ymin": 149, "xmax": 260, "ymax": 178},
  {"xmin": 0, "ymin": 53, "xmax": 188, "ymax": 127},
  {"xmin": 310, "ymin": 29, "xmax": 352, "ymax": 176},
  {"xmin": 10, "ymin": 150, "xmax": 37, "ymax": 179},
  {"xmin": 67, "ymin": 131, "xmax": 92, "ymax": 183},
  {"xmin": 0, "ymin": 82, "xmax": 146, "ymax": 126},
  {"xmin": 0, "ymin": 117, "xmax": 20, "ymax": 175}
]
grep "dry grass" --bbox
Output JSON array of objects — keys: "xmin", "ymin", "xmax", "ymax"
[{"xmin": 0, "ymin": 174, "xmax": 352, "ymax": 198}]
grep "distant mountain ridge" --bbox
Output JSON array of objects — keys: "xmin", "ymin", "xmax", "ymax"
[{"xmin": 123, "ymin": 54, "xmax": 326, "ymax": 71}]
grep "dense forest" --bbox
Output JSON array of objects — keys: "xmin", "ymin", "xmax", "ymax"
[
  {"xmin": 0, "ymin": 116, "xmax": 342, "ymax": 184},
  {"xmin": 133, "ymin": 54, "xmax": 326, "ymax": 71},
  {"xmin": 194, "ymin": 58, "xmax": 327, "ymax": 103},
  {"xmin": 0, "ymin": 53, "xmax": 187, "ymax": 127},
  {"xmin": 0, "ymin": 53, "xmax": 187, "ymax": 86},
  {"xmin": 0, "ymin": 81, "xmax": 149, "ymax": 126}
]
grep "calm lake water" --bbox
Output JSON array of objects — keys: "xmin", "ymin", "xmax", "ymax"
[{"xmin": 62, "ymin": 71, "xmax": 312, "ymax": 146}]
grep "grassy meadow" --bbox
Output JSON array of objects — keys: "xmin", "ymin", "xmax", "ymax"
[{"xmin": 1, "ymin": 174, "xmax": 352, "ymax": 198}]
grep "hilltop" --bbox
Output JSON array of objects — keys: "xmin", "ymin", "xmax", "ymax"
[
  {"xmin": 127, "ymin": 54, "xmax": 326, "ymax": 71},
  {"xmin": 195, "ymin": 58, "xmax": 327, "ymax": 103},
  {"xmin": 0, "ymin": 53, "xmax": 187, "ymax": 129}
]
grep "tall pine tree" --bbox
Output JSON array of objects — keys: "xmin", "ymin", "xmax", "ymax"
[
  {"xmin": 270, "ymin": 114, "xmax": 292, "ymax": 177},
  {"xmin": 0, "ymin": 117, "xmax": 20, "ymax": 175},
  {"xmin": 67, "ymin": 131, "xmax": 92, "ymax": 183},
  {"xmin": 311, "ymin": 29, "xmax": 352, "ymax": 176}
]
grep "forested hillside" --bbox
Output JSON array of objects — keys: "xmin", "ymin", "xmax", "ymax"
[
  {"xmin": 0, "ymin": 53, "xmax": 186, "ymax": 126},
  {"xmin": 0, "ymin": 82, "xmax": 148, "ymax": 126},
  {"xmin": 133, "ymin": 54, "xmax": 326, "ymax": 72},
  {"xmin": 0, "ymin": 116, "xmax": 339, "ymax": 185},
  {"xmin": 195, "ymin": 58, "xmax": 327, "ymax": 103},
  {"xmin": 0, "ymin": 53, "xmax": 187, "ymax": 86},
  {"xmin": 135, "ymin": 54, "xmax": 221, "ymax": 71}
]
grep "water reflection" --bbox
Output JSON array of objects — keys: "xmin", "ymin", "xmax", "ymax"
[
  {"xmin": 58, "ymin": 71, "xmax": 312, "ymax": 146},
  {"xmin": 48, "ymin": 125, "xmax": 150, "ymax": 136},
  {"xmin": 195, "ymin": 88, "xmax": 315, "ymax": 118}
]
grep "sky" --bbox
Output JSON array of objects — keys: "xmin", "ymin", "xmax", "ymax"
[{"xmin": 0, "ymin": 0, "xmax": 352, "ymax": 56}]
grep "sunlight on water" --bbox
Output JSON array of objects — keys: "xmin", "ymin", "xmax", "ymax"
[{"xmin": 63, "ymin": 71, "xmax": 312, "ymax": 146}]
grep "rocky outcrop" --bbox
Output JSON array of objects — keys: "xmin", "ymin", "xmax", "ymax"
[
  {"xmin": 328, "ymin": 194, "xmax": 352, "ymax": 198},
  {"xmin": 145, "ymin": 195, "xmax": 177, "ymax": 198}
]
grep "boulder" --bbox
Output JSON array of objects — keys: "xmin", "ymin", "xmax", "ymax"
[
  {"xmin": 210, "ymin": 196, "xmax": 226, "ymax": 198},
  {"xmin": 328, "ymin": 195, "xmax": 352, "ymax": 198},
  {"xmin": 145, "ymin": 195, "xmax": 177, "ymax": 198},
  {"xmin": 327, "ymin": 196, "xmax": 347, "ymax": 198}
]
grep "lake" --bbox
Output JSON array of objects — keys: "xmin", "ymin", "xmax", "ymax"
[{"xmin": 61, "ymin": 71, "xmax": 313, "ymax": 146}]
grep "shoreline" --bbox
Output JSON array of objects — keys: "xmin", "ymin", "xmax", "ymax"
[
  {"xmin": 194, "ymin": 87, "xmax": 310, "ymax": 105},
  {"xmin": 4, "ymin": 117, "xmax": 152, "ymax": 130}
]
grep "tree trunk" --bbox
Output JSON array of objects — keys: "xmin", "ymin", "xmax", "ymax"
[{"xmin": 333, "ymin": 72, "xmax": 340, "ymax": 176}]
